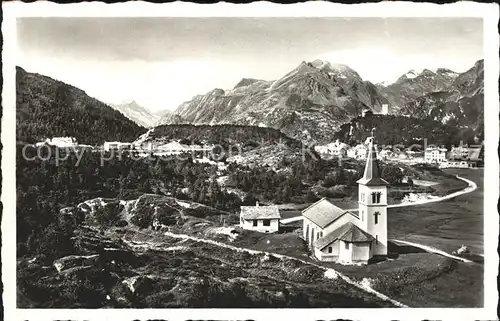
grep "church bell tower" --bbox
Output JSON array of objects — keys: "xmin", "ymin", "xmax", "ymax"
[{"xmin": 357, "ymin": 130, "xmax": 389, "ymax": 256}]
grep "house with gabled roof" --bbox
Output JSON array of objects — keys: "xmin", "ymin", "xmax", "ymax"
[
  {"xmin": 240, "ymin": 202, "xmax": 281, "ymax": 233},
  {"xmin": 302, "ymin": 133, "xmax": 389, "ymax": 264}
]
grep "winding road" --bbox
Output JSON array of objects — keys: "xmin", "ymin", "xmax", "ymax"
[{"xmin": 280, "ymin": 175, "xmax": 477, "ymax": 224}]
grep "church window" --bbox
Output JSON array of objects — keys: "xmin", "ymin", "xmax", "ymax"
[
  {"xmin": 371, "ymin": 192, "xmax": 382, "ymax": 204},
  {"xmin": 263, "ymin": 219, "xmax": 270, "ymax": 226},
  {"xmin": 345, "ymin": 242, "xmax": 349, "ymax": 250},
  {"xmin": 253, "ymin": 220, "xmax": 258, "ymax": 227},
  {"xmin": 374, "ymin": 211, "xmax": 380, "ymax": 224},
  {"xmin": 328, "ymin": 247, "xmax": 333, "ymax": 253},
  {"xmin": 320, "ymin": 231, "xmax": 323, "ymax": 237}
]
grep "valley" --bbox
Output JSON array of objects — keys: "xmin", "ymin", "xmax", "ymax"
[{"xmin": 15, "ymin": 57, "xmax": 485, "ymax": 309}]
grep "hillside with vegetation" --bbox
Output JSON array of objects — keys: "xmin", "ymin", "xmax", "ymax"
[
  {"xmin": 17, "ymin": 144, "xmax": 404, "ymax": 308},
  {"xmin": 334, "ymin": 114, "xmax": 480, "ymax": 148},
  {"xmin": 139, "ymin": 124, "xmax": 302, "ymax": 149},
  {"xmin": 16, "ymin": 67, "xmax": 145, "ymax": 145}
]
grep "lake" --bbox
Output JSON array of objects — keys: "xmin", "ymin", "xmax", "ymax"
[{"xmin": 388, "ymin": 168, "xmax": 484, "ymax": 254}]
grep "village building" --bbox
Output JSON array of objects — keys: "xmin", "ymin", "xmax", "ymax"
[
  {"xmin": 240, "ymin": 202, "xmax": 281, "ymax": 233},
  {"xmin": 449, "ymin": 142, "xmax": 484, "ymax": 161},
  {"xmin": 439, "ymin": 160, "xmax": 479, "ymax": 169},
  {"xmin": 36, "ymin": 137, "xmax": 78, "ymax": 148},
  {"xmin": 103, "ymin": 141, "xmax": 132, "ymax": 152},
  {"xmin": 347, "ymin": 144, "xmax": 368, "ymax": 159},
  {"xmin": 424, "ymin": 146, "xmax": 447, "ymax": 164},
  {"xmin": 314, "ymin": 140, "xmax": 349, "ymax": 157},
  {"xmin": 362, "ymin": 109, "xmax": 373, "ymax": 117},
  {"xmin": 302, "ymin": 134, "xmax": 388, "ymax": 264},
  {"xmin": 155, "ymin": 141, "xmax": 214, "ymax": 156},
  {"xmin": 380, "ymin": 104, "xmax": 389, "ymax": 115}
]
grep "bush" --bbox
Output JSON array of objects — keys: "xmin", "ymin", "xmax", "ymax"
[
  {"xmin": 130, "ymin": 207, "xmax": 154, "ymax": 228},
  {"xmin": 115, "ymin": 219, "xmax": 128, "ymax": 227},
  {"xmin": 93, "ymin": 202, "xmax": 123, "ymax": 228},
  {"xmin": 145, "ymin": 291, "xmax": 176, "ymax": 307}
]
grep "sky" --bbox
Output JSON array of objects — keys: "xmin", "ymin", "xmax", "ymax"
[{"xmin": 17, "ymin": 17, "xmax": 483, "ymax": 112}]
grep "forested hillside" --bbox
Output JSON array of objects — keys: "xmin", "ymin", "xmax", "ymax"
[
  {"xmin": 16, "ymin": 67, "xmax": 145, "ymax": 145},
  {"xmin": 140, "ymin": 124, "xmax": 302, "ymax": 149},
  {"xmin": 334, "ymin": 114, "xmax": 479, "ymax": 148}
]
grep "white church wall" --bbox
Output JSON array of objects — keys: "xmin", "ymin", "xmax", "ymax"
[
  {"xmin": 317, "ymin": 239, "xmax": 340, "ymax": 260},
  {"xmin": 303, "ymin": 218, "xmax": 323, "ymax": 247},
  {"xmin": 352, "ymin": 243, "xmax": 371, "ymax": 263},
  {"xmin": 338, "ymin": 240, "xmax": 351, "ymax": 263},
  {"xmin": 315, "ymin": 249, "xmax": 339, "ymax": 262}
]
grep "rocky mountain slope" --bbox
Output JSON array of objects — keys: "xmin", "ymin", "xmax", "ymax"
[
  {"xmin": 390, "ymin": 60, "xmax": 484, "ymax": 137},
  {"xmin": 17, "ymin": 194, "xmax": 395, "ymax": 308},
  {"xmin": 377, "ymin": 68, "xmax": 460, "ymax": 109},
  {"xmin": 110, "ymin": 100, "xmax": 160, "ymax": 128},
  {"xmin": 16, "ymin": 67, "xmax": 145, "ymax": 145},
  {"xmin": 159, "ymin": 60, "xmax": 389, "ymax": 143}
]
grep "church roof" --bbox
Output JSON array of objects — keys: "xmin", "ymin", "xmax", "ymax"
[
  {"xmin": 302, "ymin": 198, "xmax": 355, "ymax": 229},
  {"xmin": 357, "ymin": 137, "xmax": 389, "ymax": 186},
  {"xmin": 338, "ymin": 224, "xmax": 375, "ymax": 243},
  {"xmin": 314, "ymin": 223, "xmax": 374, "ymax": 250},
  {"xmin": 240, "ymin": 205, "xmax": 281, "ymax": 220}
]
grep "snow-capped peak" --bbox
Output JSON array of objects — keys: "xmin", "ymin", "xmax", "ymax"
[{"xmin": 404, "ymin": 69, "xmax": 420, "ymax": 79}]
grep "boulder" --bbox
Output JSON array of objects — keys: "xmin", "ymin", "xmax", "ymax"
[{"xmin": 53, "ymin": 254, "xmax": 99, "ymax": 273}]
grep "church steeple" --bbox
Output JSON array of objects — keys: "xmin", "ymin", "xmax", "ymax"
[
  {"xmin": 356, "ymin": 128, "xmax": 389, "ymax": 258},
  {"xmin": 357, "ymin": 129, "xmax": 389, "ymax": 186}
]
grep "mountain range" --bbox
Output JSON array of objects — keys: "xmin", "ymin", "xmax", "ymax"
[
  {"xmin": 16, "ymin": 58, "xmax": 484, "ymax": 146},
  {"xmin": 158, "ymin": 59, "xmax": 484, "ymax": 144},
  {"xmin": 110, "ymin": 100, "xmax": 168, "ymax": 128},
  {"xmin": 158, "ymin": 59, "xmax": 389, "ymax": 143},
  {"xmin": 388, "ymin": 60, "xmax": 484, "ymax": 137}
]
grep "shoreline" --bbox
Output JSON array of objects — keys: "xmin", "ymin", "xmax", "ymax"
[{"xmin": 281, "ymin": 174, "xmax": 478, "ymax": 224}]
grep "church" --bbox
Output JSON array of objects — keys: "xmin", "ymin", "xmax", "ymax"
[{"xmin": 302, "ymin": 134, "xmax": 388, "ymax": 264}]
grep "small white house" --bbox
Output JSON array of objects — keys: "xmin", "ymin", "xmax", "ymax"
[
  {"xmin": 240, "ymin": 203, "xmax": 281, "ymax": 233},
  {"xmin": 36, "ymin": 137, "xmax": 77, "ymax": 148}
]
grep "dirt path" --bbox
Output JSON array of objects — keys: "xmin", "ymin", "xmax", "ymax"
[
  {"xmin": 391, "ymin": 239, "xmax": 473, "ymax": 263},
  {"xmin": 161, "ymin": 231, "xmax": 409, "ymax": 307},
  {"xmin": 281, "ymin": 175, "xmax": 477, "ymax": 224}
]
